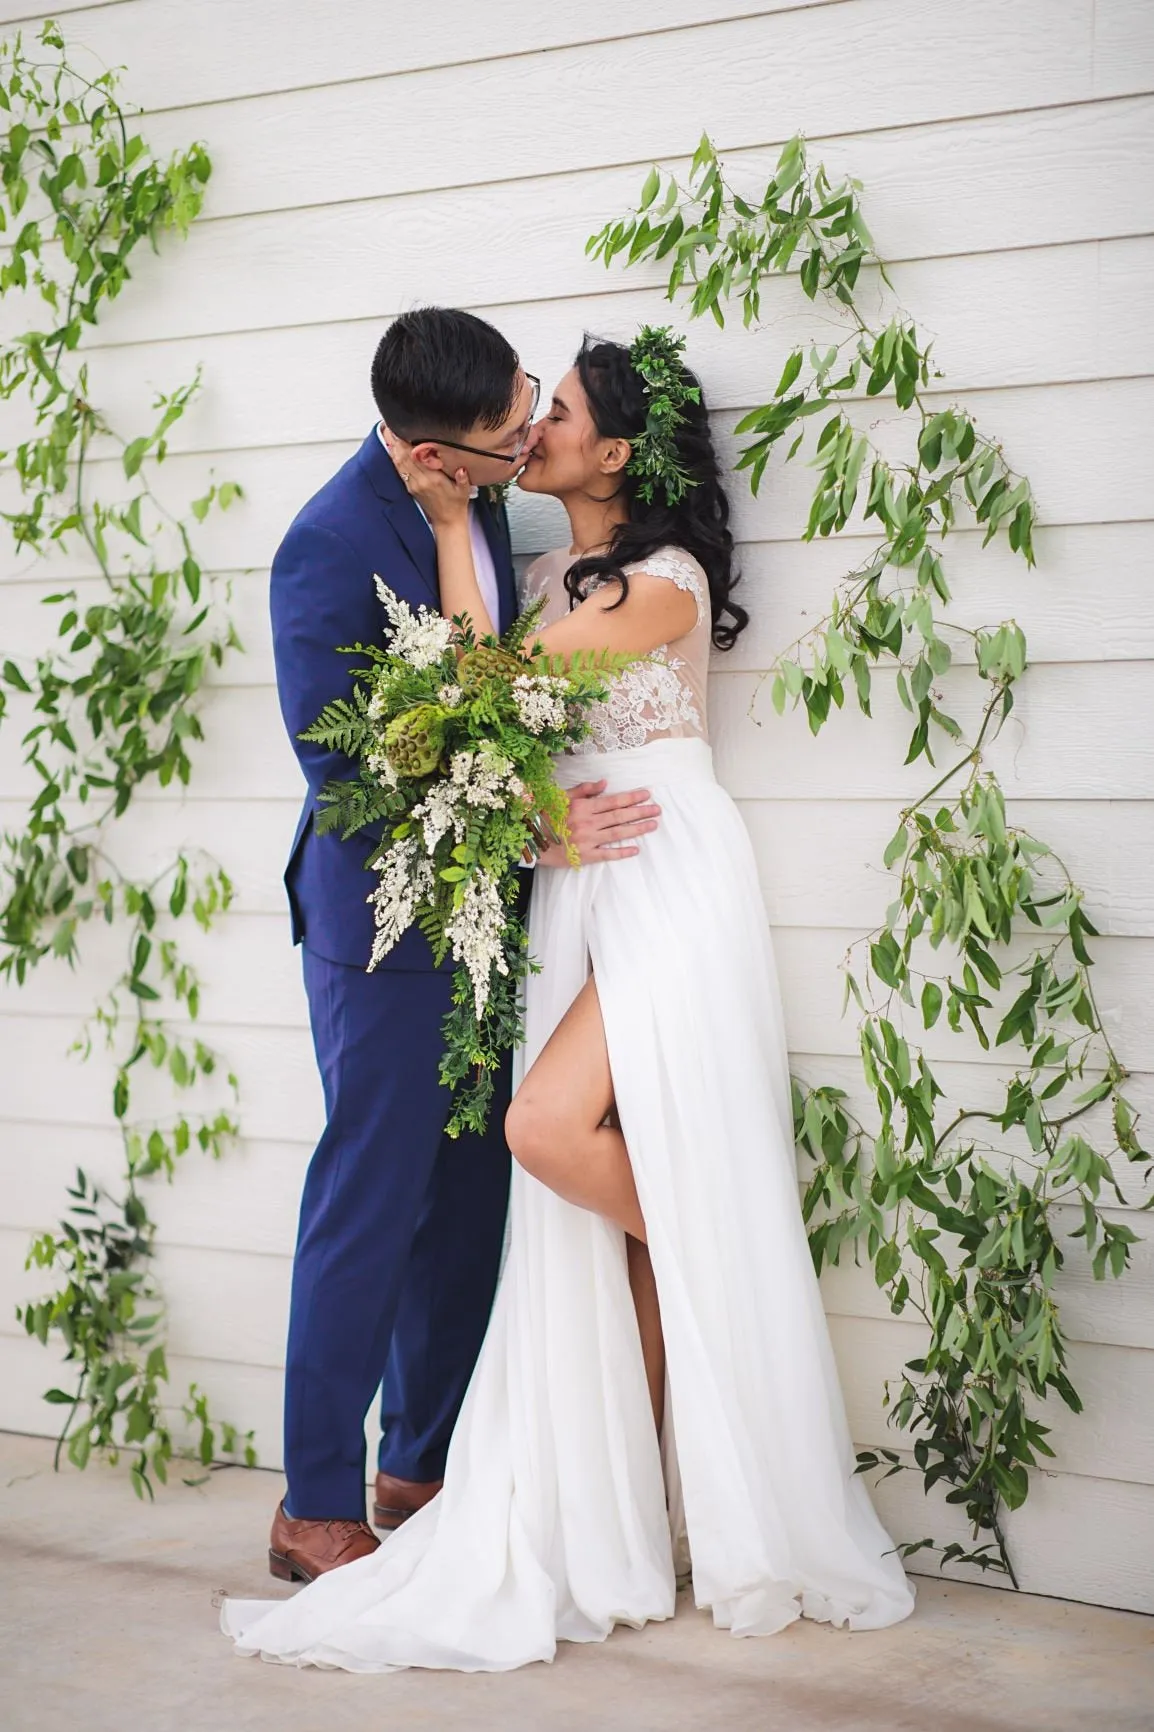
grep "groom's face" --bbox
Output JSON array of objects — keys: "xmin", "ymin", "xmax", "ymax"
[{"xmin": 411, "ymin": 370, "xmax": 541, "ymax": 489}]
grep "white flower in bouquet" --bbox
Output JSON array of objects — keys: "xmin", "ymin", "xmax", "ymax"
[
  {"xmin": 374, "ymin": 575, "xmax": 455, "ymax": 669},
  {"xmin": 445, "ymin": 871, "xmax": 509, "ymax": 1019},
  {"xmin": 412, "ymin": 780, "xmax": 465, "ymax": 854},
  {"xmin": 368, "ymin": 835, "xmax": 435, "ymax": 970},
  {"xmin": 449, "ymin": 745, "xmax": 518, "ymax": 809},
  {"xmin": 365, "ymin": 745, "xmax": 399, "ymax": 789},
  {"xmin": 512, "ymin": 673, "xmax": 571, "ymax": 736}
]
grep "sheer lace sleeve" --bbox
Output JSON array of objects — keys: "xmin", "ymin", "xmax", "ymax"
[{"xmin": 518, "ymin": 553, "xmax": 554, "ymax": 613}]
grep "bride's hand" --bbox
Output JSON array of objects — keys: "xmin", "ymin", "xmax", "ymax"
[{"xmin": 391, "ymin": 442, "xmax": 471, "ymax": 529}]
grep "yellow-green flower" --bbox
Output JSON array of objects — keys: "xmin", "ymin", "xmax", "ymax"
[
  {"xmin": 385, "ymin": 703, "xmax": 448, "ymax": 777},
  {"xmin": 457, "ymin": 645, "xmax": 527, "ymax": 690}
]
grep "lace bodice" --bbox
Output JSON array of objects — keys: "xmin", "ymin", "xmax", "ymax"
[{"xmin": 520, "ymin": 545, "xmax": 711, "ymax": 754}]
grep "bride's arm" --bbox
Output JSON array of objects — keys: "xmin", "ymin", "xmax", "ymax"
[
  {"xmin": 432, "ymin": 503, "xmax": 498, "ymax": 642},
  {"xmin": 398, "ymin": 459, "xmax": 697, "ymax": 657},
  {"xmin": 389, "ymin": 457, "xmax": 499, "ymax": 640},
  {"xmin": 529, "ymin": 574, "xmax": 696, "ymax": 660}
]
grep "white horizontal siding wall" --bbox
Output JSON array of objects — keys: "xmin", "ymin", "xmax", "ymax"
[{"xmin": 1, "ymin": 0, "xmax": 1152, "ymax": 1614}]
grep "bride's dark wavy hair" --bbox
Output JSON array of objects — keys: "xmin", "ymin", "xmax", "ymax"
[{"xmin": 563, "ymin": 335, "xmax": 748, "ymax": 650}]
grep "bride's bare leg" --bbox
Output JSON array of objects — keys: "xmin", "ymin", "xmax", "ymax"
[
  {"xmin": 627, "ymin": 1235, "xmax": 665, "ymax": 1432},
  {"xmin": 506, "ymin": 976, "xmax": 666, "ymax": 1424},
  {"xmin": 506, "ymin": 975, "xmax": 645, "ymax": 1241}
]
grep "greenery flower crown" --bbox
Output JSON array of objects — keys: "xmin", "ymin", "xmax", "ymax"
[{"xmin": 626, "ymin": 324, "xmax": 702, "ymax": 506}]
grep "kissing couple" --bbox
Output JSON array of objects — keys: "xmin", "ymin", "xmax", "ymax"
[{"xmin": 221, "ymin": 307, "xmax": 916, "ymax": 1670}]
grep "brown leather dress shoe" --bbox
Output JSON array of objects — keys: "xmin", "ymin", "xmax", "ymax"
[
  {"xmin": 373, "ymin": 1471, "xmax": 443, "ymax": 1531},
  {"xmin": 268, "ymin": 1500, "xmax": 380, "ymax": 1584}
]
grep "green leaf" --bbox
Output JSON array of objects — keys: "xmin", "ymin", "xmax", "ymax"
[
  {"xmin": 3, "ymin": 659, "xmax": 32, "ymax": 692},
  {"xmin": 122, "ymin": 495, "xmax": 145, "ymax": 544},
  {"xmin": 875, "ymin": 1240, "xmax": 902, "ymax": 1286},
  {"xmin": 775, "ymin": 350, "xmax": 803, "ymax": 396},
  {"xmin": 639, "ymin": 165, "xmax": 661, "ymax": 211},
  {"xmin": 122, "ymin": 437, "xmax": 148, "ymax": 479},
  {"xmin": 870, "ymin": 933, "xmax": 902, "ymax": 989},
  {"xmin": 883, "ymin": 822, "xmax": 908, "ymax": 870}
]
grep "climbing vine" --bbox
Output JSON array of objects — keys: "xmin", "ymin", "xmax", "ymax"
[
  {"xmin": 0, "ymin": 23, "xmax": 253, "ymax": 1495},
  {"xmin": 590, "ymin": 134, "xmax": 1149, "ymax": 1581}
]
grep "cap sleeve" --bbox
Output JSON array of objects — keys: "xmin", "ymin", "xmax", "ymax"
[{"xmin": 621, "ymin": 548, "xmax": 708, "ymax": 628}]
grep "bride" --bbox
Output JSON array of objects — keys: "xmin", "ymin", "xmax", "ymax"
[{"xmin": 221, "ymin": 327, "xmax": 916, "ymax": 1670}]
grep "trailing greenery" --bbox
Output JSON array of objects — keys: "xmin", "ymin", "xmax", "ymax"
[
  {"xmin": 0, "ymin": 23, "xmax": 252, "ymax": 1495},
  {"xmin": 590, "ymin": 133, "xmax": 1149, "ymax": 1582}
]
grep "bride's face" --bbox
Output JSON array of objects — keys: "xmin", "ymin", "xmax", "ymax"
[{"xmin": 517, "ymin": 366, "xmax": 629, "ymax": 498}]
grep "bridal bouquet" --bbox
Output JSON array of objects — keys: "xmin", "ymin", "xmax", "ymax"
[{"xmin": 301, "ymin": 580, "xmax": 633, "ymax": 1135}]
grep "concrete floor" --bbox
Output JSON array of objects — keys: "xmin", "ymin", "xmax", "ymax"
[{"xmin": 2, "ymin": 1432, "xmax": 1152, "ymax": 1732}]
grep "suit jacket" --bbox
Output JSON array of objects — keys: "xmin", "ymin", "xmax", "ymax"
[{"xmin": 271, "ymin": 427, "xmax": 518, "ymax": 968}]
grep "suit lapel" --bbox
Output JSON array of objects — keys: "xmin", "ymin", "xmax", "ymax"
[{"xmin": 356, "ymin": 428, "xmax": 440, "ymax": 608}]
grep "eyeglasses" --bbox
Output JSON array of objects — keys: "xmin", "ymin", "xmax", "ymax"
[{"xmin": 408, "ymin": 374, "xmax": 540, "ymax": 465}]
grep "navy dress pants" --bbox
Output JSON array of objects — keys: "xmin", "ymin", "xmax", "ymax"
[{"xmin": 283, "ymin": 947, "xmax": 512, "ymax": 1520}]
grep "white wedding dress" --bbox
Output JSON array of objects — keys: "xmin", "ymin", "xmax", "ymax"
[{"xmin": 221, "ymin": 545, "xmax": 916, "ymax": 1670}]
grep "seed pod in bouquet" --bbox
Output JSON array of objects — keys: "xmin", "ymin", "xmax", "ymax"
[
  {"xmin": 384, "ymin": 702, "xmax": 449, "ymax": 778},
  {"xmin": 457, "ymin": 645, "xmax": 528, "ymax": 690}
]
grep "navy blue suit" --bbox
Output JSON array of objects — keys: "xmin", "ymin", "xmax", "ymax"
[{"xmin": 272, "ymin": 428, "xmax": 517, "ymax": 1518}]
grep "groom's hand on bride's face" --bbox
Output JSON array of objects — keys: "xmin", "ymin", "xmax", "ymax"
[{"xmin": 537, "ymin": 780, "xmax": 661, "ymax": 868}]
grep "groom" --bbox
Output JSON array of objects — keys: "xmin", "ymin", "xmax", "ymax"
[{"xmin": 267, "ymin": 307, "xmax": 661, "ymax": 1582}]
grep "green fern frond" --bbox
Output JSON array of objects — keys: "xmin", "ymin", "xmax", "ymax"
[
  {"xmin": 531, "ymin": 648, "xmax": 641, "ymax": 679},
  {"xmin": 314, "ymin": 772, "xmax": 401, "ymax": 839},
  {"xmin": 298, "ymin": 695, "xmax": 370, "ymax": 756},
  {"xmin": 503, "ymin": 596, "xmax": 547, "ymax": 655}
]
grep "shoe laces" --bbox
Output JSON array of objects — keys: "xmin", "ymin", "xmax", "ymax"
[{"xmin": 323, "ymin": 1518, "xmax": 369, "ymax": 1542}]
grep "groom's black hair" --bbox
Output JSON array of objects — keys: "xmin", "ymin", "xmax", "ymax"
[{"xmin": 372, "ymin": 307, "xmax": 521, "ymax": 438}]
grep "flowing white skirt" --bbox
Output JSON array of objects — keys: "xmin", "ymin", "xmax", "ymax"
[{"xmin": 221, "ymin": 737, "xmax": 915, "ymax": 1670}]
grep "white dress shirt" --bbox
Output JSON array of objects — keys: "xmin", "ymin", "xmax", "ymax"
[{"xmin": 377, "ymin": 424, "xmax": 502, "ymax": 631}]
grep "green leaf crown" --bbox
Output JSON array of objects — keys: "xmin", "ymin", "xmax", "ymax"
[{"xmin": 626, "ymin": 324, "xmax": 702, "ymax": 507}]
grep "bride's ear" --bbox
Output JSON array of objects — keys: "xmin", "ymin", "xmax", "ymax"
[{"xmin": 599, "ymin": 438, "xmax": 632, "ymax": 478}]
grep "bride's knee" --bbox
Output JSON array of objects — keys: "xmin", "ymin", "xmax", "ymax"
[{"xmin": 505, "ymin": 1091, "xmax": 559, "ymax": 1181}]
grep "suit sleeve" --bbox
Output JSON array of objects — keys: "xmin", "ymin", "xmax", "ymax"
[{"xmin": 270, "ymin": 521, "xmax": 382, "ymax": 804}]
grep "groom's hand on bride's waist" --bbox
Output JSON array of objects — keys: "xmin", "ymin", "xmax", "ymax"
[{"xmin": 536, "ymin": 780, "xmax": 661, "ymax": 868}]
